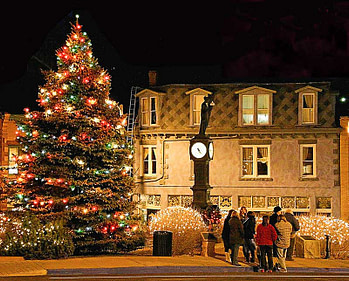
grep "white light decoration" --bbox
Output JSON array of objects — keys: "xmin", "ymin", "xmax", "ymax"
[{"xmin": 148, "ymin": 206, "xmax": 208, "ymax": 255}]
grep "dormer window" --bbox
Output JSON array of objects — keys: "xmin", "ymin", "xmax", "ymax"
[
  {"xmin": 236, "ymin": 86, "xmax": 276, "ymax": 126},
  {"xmin": 136, "ymin": 89, "xmax": 164, "ymax": 127},
  {"xmin": 296, "ymin": 86, "xmax": 322, "ymax": 125},
  {"xmin": 141, "ymin": 97, "xmax": 157, "ymax": 126},
  {"xmin": 185, "ymin": 88, "xmax": 212, "ymax": 126}
]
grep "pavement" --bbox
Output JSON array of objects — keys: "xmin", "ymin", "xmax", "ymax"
[{"xmin": 0, "ymin": 244, "xmax": 349, "ymax": 277}]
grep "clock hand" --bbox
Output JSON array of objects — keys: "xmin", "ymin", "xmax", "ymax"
[{"xmin": 197, "ymin": 148, "xmax": 201, "ymax": 153}]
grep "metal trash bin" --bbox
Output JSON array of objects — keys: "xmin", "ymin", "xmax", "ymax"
[{"xmin": 153, "ymin": 231, "xmax": 172, "ymax": 256}]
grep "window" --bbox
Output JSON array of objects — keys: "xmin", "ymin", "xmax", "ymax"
[
  {"xmin": 193, "ymin": 94, "xmax": 205, "ymax": 125},
  {"xmin": 242, "ymin": 95, "xmax": 254, "ymax": 125},
  {"xmin": 150, "ymin": 97, "xmax": 157, "ymax": 125},
  {"xmin": 241, "ymin": 145, "xmax": 270, "ymax": 177},
  {"xmin": 296, "ymin": 85, "xmax": 322, "ymax": 125},
  {"xmin": 302, "ymin": 93, "xmax": 315, "ymax": 123},
  {"xmin": 185, "ymin": 88, "xmax": 212, "ymax": 126},
  {"xmin": 241, "ymin": 94, "xmax": 270, "ymax": 125},
  {"xmin": 300, "ymin": 144, "xmax": 316, "ymax": 177},
  {"xmin": 141, "ymin": 98, "xmax": 149, "ymax": 126},
  {"xmin": 141, "ymin": 97, "xmax": 157, "ymax": 126},
  {"xmin": 236, "ymin": 86, "xmax": 275, "ymax": 126},
  {"xmin": 143, "ymin": 146, "xmax": 157, "ymax": 177},
  {"xmin": 8, "ymin": 146, "xmax": 19, "ymax": 175}
]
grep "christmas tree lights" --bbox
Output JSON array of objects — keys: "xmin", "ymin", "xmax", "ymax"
[{"xmin": 8, "ymin": 15, "xmax": 144, "ymax": 256}]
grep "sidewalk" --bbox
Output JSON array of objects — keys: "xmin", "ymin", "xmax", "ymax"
[{"xmin": 1, "ymin": 247, "xmax": 349, "ymax": 277}]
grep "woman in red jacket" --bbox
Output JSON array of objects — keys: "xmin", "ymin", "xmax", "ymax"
[{"xmin": 256, "ymin": 215, "xmax": 277, "ymax": 272}]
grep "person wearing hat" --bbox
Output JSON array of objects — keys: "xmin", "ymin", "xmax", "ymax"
[
  {"xmin": 270, "ymin": 206, "xmax": 282, "ymax": 259},
  {"xmin": 284, "ymin": 209, "xmax": 300, "ymax": 261},
  {"xmin": 270, "ymin": 206, "xmax": 282, "ymax": 227}
]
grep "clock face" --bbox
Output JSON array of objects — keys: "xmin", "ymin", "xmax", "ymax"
[
  {"xmin": 191, "ymin": 142, "xmax": 207, "ymax": 159},
  {"xmin": 208, "ymin": 142, "xmax": 214, "ymax": 159}
]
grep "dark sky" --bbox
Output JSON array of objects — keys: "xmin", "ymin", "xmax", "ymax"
[{"xmin": 1, "ymin": 1, "xmax": 349, "ymax": 115}]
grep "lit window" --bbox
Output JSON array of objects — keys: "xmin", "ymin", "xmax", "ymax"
[
  {"xmin": 143, "ymin": 146, "xmax": 157, "ymax": 176},
  {"xmin": 185, "ymin": 88, "xmax": 212, "ymax": 126},
  {"xmin": 300, "ymin": 144, "xmax": 316, "ymax": 177},
  {"xmin": 141, "ymin": 97, "xmax": 158, "ymax": 126},
  {"xmin": 8, "ymin": 146, "xmax": 19, "ymax": 175},
  {"xmin": 241, "ymin": 145, "xmax": 270, "ymax": 177},
  {"xmin": 241, "ymin": 94, "xmax": 271, "ymax": 125},
  {"xmin": 193, "ymin": 94, "xmax": 205, "ymax": 125},
  {"xmin": 296, "ymin": 86, "xmax": 322, "ymax": 125},
  {"xmin": 302, "ymin": 93, "xmax": 315, "ymax": 124}
]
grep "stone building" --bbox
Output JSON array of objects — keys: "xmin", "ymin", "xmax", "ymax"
[
  {"xmin": 132, "ymin": 81, "xmax": 343, "ymax": 218},
  {"xmin": 340, "ymin": 116, "xmax": 349, "ymax": 221}
]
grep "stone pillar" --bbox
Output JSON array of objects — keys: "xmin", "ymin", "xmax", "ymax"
[{"xmin": 340, "ymin": 117, "xmax": 349, "ymax": 221}]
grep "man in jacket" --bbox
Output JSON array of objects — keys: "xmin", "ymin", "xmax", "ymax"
[
  {"xmin": 243, "ymin": 211, "xmax": 256, "ymax": 263},
  {"xmin": 270, "ymin": 206, "xmax": 282, "ymax": 257},
  {"xmin": 284, "ymin": 209, "xmax": 300, "ymax": 261},
  {"xmin": 229, "ymin": 210, "xmax": 244, "ymax": 266},
  {"xmin": 274, "ymin": 215, "xmax": 292, "ymax": 272}
]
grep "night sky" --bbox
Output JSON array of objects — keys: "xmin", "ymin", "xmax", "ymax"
[{"xmin": 1, "ymin": 1, "xmax": 349, "ymax": 116}]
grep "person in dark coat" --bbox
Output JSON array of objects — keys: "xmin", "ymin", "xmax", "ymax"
[
  {"xmin": 243, "ymin": 211, "xmax": 256, "ymax": 263},
  {"xmin": 270, "ymin": 206, "xmax": 282, "ymax": 257},
  {"xmin": 229, "ymin": 210, "xmax": 244, "ymax": 266},
  {"xmin": 284, "ymin": 209, "xmax": 300, "ymax": 261},
  {"xmin": 221, "ymin": 209, "xmax": 234, "ymax": 263}
]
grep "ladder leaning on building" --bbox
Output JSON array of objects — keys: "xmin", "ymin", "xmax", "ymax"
[{"xmin": 126, "ymin": 86, "xmax": 140, "ymax": 145}]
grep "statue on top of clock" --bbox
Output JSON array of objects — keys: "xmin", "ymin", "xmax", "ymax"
[{"xmin": 199, "ymin": 94, "xmax": 215, "ymax": 136}]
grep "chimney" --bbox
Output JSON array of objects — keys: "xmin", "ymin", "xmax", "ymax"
[{"xmin": 148, "ymin": 70, "xmax": 157, "ymax": 86}]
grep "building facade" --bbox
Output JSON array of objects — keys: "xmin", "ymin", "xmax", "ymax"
[
  {"xmin": 133, "ymin": 81, "xmax": 342, "ymax": 218},
  {"xmin": 0, "ymin": 113, "xmax": 21, "ymax": 210}
]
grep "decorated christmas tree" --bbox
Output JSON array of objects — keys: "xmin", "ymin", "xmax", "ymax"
[{"xmin": 12, "ymin": 15, "xmax": 143, "ymax": 255}]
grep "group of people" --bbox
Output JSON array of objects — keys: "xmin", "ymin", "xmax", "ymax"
[{"xmin": 221, "ymin": 206, "xmax": 300, "ymax": 272}]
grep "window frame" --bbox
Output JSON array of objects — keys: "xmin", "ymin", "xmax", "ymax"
[
  {"xmin": 241, "ymin": 144, "xmax": 271, "ymax": 178},
  {"xmin": 185, "ymin": 88, "xmax": 213, "ymax": 126},
  {"xmin": 300, "ymin": 144, "xmax": 317, "ymax": 178},
  {"xmin": 236, "ymin": 86, "xmax": 275, "ymax": 126},
  {"xmin": 8, "ymin": 145, "xmax": 19, "ymax": 175},
  {"xmin": 192, "ymin": 94, "xmax": 206, "ymax": 126},
  {"xmin": 142, "ymin": 145, "xmax": 157, "ymax": 177},
  {"xmin": 300, "ymin": 92, "xmax": 317, "ymax": 124},
  {"xmin": 296, "ymin": 86, "xmax": 322, "ymax": 126},
  {"xmin": 140, "ymin": 96, "xmax": 158, "ymax": 127}
]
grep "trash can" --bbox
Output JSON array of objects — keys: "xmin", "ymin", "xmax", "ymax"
[
  {"xmin": 201, "ymin": 232, "xmax": 217, "ymax": 257},
  {"xmin": 153, "ymin": 231, "xmax": 172, "ymax": 256}
]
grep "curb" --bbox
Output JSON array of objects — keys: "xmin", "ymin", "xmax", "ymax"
[{"xmin": 48, "ymin": 265, "xmax": 349, "ymax": 276}]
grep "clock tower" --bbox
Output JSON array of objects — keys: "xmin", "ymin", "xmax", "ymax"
[{"xmin": 189, "ymin": 135, "xmax": 214, "ymax": 209}]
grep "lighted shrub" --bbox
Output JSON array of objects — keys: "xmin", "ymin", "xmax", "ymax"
[
  {"xmin": 148, "ymin": 207, "xmax": 208, "ymax": 255},
  {"xmin": 0, "ymin": 213, "xmax": 74, "ymax": 259},
  {"xmin": 297, "ymin": 215, "xmax": 349, "ymax": 259}
]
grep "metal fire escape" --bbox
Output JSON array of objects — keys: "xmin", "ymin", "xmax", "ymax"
[{"xmin": 126, "ymin": 86, "xmax": 140, "ymax": 145}]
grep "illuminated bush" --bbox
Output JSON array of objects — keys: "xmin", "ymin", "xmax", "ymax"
[
  {"xmin": 148, "ymin": 207, "xmax": 208, "ymax": 255},
  {"xmin": 297, "ymin": 215, "xmax": 349, "ymax": 259}
]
